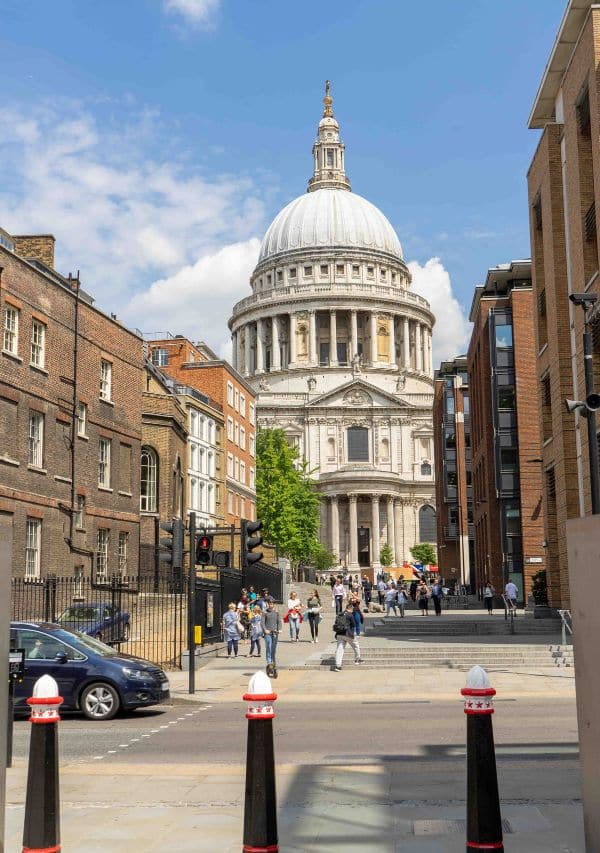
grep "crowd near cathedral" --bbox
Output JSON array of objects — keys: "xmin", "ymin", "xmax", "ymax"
[{"xmin": 230, "ymin": 83, "xmax": 437, "ymax": 571}]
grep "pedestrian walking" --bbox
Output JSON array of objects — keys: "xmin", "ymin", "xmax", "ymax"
[
  {"xmin": 285, "ymin": 591, "xmax": 303, "ymax": 641},
  {"xmin": 257, "ymin": 589, "xmax": 270, "ymax": 612},
  {"xmin": 385, "ymin": 583, "xmax": 399, "ymax": 616},
  {"xmin": 248, "ymin": 586, "xmax": 258, "ymax": 603},
  {"xmin": 332, "ymin": 576, "xmax": 345, "ymax": 614},
  {"xmin": 248, "ymin": 605, "xmax": 264, "ymax": 657},
  {"xmin": 431, "ymin": 578, "xmax": 443, "ymax": 616},
  {"xmin": 329, "ymin": 575, "xmax": 336, "ymax": 592},
  {"xmin": 397, "ymin": 585, "xmax": 408, "ymax": 617},
  {"xmin": 377, "ymin": 577, "xmax": 386, "ymax": 608},
  {"xmin": 237, "ymin": 598, "xmax": 252, "ymax": 642},
  {"xmin": 333, "ymin": 602, "xmax": 363, "ymax": 671},
  {"xmin": 306, "ymin": 589, "xmax": 322, "ymax": 643},
  {"xmin": 417, "ymin": 581, "xmax": 430, "ymax": 616},
  {"xmin": 361, "ymin": 575, "xmax": 372, "ymax": 607},
  {"xmin": 409, "ymin": 579, "xmax": 418, "ymax": 602},
  {"xmin": 261, "ymin": 599, "xmax": 282, "ymax": 673},
  {"xmin": 483, "ymin": 582, "xmax": 495, "ymax": 614},
  {"xmin": 504, "ymin": 580, "xmax": 518, "ymax": 615},
  {"xmin": 222, "ymin": 603, "xmax": 243, "ymax": 658},
  {"xmin": 350, "ymin": 592, "xmax": 364, "ymax": 636}
]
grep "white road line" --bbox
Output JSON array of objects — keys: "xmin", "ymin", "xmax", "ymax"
[
  {"xmin": 107, "ymin": 750, "xmax": 117, "ymax": 754},
  {"xmin": 130, "ymin": 738, "xmax": 140, "ymax": 742},
  {"xmin": 93, "ymin": 756, "xmax": 103, "ymax": 760},
  {"xmin": 119, "ymin": 744, "xmax": 129, "ymax": 748}
]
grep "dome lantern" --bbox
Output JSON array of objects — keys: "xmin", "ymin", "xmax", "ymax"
[{"xmin": 307, "ymin": 80, "xmax": 351, "ymax": 193}]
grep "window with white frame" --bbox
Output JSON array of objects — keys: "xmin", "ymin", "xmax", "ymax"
[
  {"xmin": 250, "ymin": 467, "xmax": 255, "ymax": 489},
  {"xmin": 208, "ymin": 483, "xmax": 214, "ymax": 514},
  {"xmin": 240, "ymin": 394, "xmax": 246, "ymax": 417},
  {"xmin": 227, "ymin": 452, "xmax": 234, "ymax": 477},
  {"xmin": 190, "ymin": 443, "xmax": 198, "ymax": 471},
  {"xmin": 198, "ymin": 446, "xmax": 205, "ymax": 474},
  {"xmin": 240, "ymin": 497, "xmax": 246, "ymax": 518},
  {"xmin": 100, "ymin": 359, "xmax": 112, "ymax": 401},
  {"xmin": 190, "ymin": 409, "xmax": 198, "ymax": 437},
  {"xmin": 234, "ymin": 457, "xmax": 239, "ymax": 481},
  {"xmin": 96, "ymin": 529, "xmax": 109, "ymax": 581},
  {"xmin": 228, "ymin": 490, "xmax": 234, "ymax": 513},
  {"xmin": 227, "ymin": 382, "xmax": 234, "ymax": 406},
  {"xmin": 249, "ymin": 433, "xmax": 255, "ymax": 457},
  {"xmin": 207, "ymin": 450, "xmax": 214, "ymax": 477},
  {"xmin": 240, "ymin": 460, "xmax": 246, "ymax": 485},
  {"xmin": 25, "ymin": 518, "xmax": 41, "ymax": 580},
  {"xmin": 98, "ymin": 438, "xmax": 111, "ymax": 488},
  {"xmin": 234, "ymin": 389, "xmax": 239, "ymax": 411},
  {"xmin": 118, "ymin": 531, "xmax": 129, "ymax": 575},
  {"xmin": 240, "ymin": 426, "xmax": 246, "ymax": 450},
  {"xmin": 207, "ymin": 420, "xmax": 214, "ymax": 444},
  {"xmin": 151, "ymin": 348, "xmax": 168, "ymax": 366},
  {"xmin": 190, "ymin": 477, "xmax": 198, "ymax": 510},
  {"xmin": 28, "ymin": 412, "xmax": 44, "ymax": 468},
  {"xmin": 249, "ymin": 403, "xmax": 255, "ymax": 426},
  {"xmin": 75, "ymin": 495, "xmax": 85, "ymax": 529},
  {"xmin": 76, "ymin": 402, "xmax": 87, "ymax": 437},
  {"xmin": 234, "ymin": 422, "xmax": 239, "ymax": 445},
  {"xmin": 140, "ymin": 446, "xmax": 157, "ymax": 510},
  {"xmin": 227, "ymin": 416, "xmax": 234, "ymax": 440},
  {"xmin": 30, "ymin": 320, "xmax": 46, "ymax": 368},
  {"xmin": 3, "ymin": 305, "xmax": 18, "ymax": 354},
  {"xmin": 199, "ymin": 480, "xmax": 206, "ymax": 511},
  {"xmin": 199, "ymin": 416, "xmax": 205, "ymax": 441}
]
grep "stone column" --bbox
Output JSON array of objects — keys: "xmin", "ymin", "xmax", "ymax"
[
  {"xmin": 231, "ymin": 331, "xmax": 238, "ymax": 371},
  {"xmin": 389, "ymin": 315, "xmax": 396, "ymax": 365},
  {"xmin": 349, "ymin": 495, "xmax": 359, "ymax": 568},
  {"xmin": 394, "ymin": 499, "xmax": 403, "ymax": 567},
  {"xmin": 289, "ymin": 313, "xmax": 297, "ymax": 364},
  {"xmin": 272, "ymin": 315, "xmax": 281, "ymax": 371},
  {"xmin": 350, "ymin": 309, "xmax": 358, "ymax": 359},
  {"xmin": 415, "ymin": 323, "xmax": 423, "ymax": 372},
  {"xmin": 370, "ymin": 312, "xmax": 378, "ymax": 365},
  {"xmin": 256, "ymin": 318, "xmax": 264, "ymax": 374},
  {"xmin": 330, "ymin": 496, "xmax": 339, "ymax": 559},
  {"xmin": 371, "ymin": 496, "xmax": 381, "ymax": 568},
  {"xmin": 329, "ymin": 310, "xmax": 338, "ymax": 365},
  {"xmin": 426, "ymin": 328, "xmax": 432, "ymax": 374},
  {"xmin": 403, "ymin": 317, "xmax": 410, "ymax": 368},
  {"xmin": 244, "ymin": 324, "xmax": 253, "ymax": 376},
  {"xmin": 309, "ymin": 310, "xmax": 318, "ymax": 365},
  {"xmin": 386, "ymin": 496, "xmax": 395, "ymax": 558}
]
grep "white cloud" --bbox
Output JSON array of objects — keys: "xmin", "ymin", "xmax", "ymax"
[
  {"xmin": 408, "ymin": 257, "xmax": 471, "ymax": 367},
  {"xmin": 0, "ymin": 100, "xmax": 268, "ymax": 353},
  {"xmin": 163, "ymin": 0, "xmax": 220, "ymax": 28},
  {"xmin": 126, "ymin": 238, "xmax": 260, "ymax": 357}
]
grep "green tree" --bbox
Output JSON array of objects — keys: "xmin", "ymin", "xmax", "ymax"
[
  {"xmin": 379, "ymin": 543, "xmax": 394, "ymax": 567},
  {"xmin": 410, "ymin": 543, "xmax": 437, "ymax": 565},
  {"xmin": 256, "ymin": 429, "xmax": 322, "ymax": 564},
  {"xmin": 311, "ymin": 543, "xmax": 336, "ymax": 572}
]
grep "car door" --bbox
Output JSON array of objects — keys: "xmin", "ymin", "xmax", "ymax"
[
  {"xmin": 101, "ymin": 604, "xmax": 118, "ymax": 641},
  {"xmin": 16, "ymin": 629, "xmax": 86, "ymax": 711}
]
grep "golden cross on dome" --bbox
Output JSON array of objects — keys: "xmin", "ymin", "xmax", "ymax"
[{"xmin": 323, "ymin": 80, "xmax": 333, "ymax": 117}]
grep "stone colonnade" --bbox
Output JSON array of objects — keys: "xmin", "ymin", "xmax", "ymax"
[
  {"xmin": 327, "ymin": 493, "xmax": 409, "ymax": 569},
  {"xmin": 232, "ymin": 308, "xmax": 433, "ymax": 377}
]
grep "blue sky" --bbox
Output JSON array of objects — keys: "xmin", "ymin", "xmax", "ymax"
[{"xmin": 0, "ymin": 0, "xmax": 564, "ymax": 360}]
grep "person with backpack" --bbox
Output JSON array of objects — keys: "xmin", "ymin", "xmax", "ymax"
[
  {"xmin": 261, "ymin": 599, "xmax": 282, "ymax": 675},
  {"xmin": 333, "ymin": 602, "xmax": 362, "ymax": 671}
]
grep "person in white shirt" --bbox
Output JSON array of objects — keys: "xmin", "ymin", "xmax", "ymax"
[
  {"xmin": 505, "ymin": 581, "xmax": 518, "ymax": 614},
  {"xmin": 332, "ymin": 577, "xmax": 345, "ymax": 614},
  {"xmin": 286, "ymin": 591, "xmax": 303, "ymax": 641}
]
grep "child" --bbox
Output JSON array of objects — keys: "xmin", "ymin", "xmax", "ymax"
[{"xmin": 249, "ymin": 605, "xmax": 264, "ymax": 657}]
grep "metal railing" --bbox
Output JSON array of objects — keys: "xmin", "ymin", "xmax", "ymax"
[
  {"xmin": 501, "ymin": 594, "xmax": 515, "ymax": 634},
  {"xmin": 558, "ymin": 609, "xmax": 573, "ymax": 647}
]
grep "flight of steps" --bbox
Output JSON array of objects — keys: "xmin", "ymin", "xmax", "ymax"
[
  {"xmin": 365, "ymin": 615, "xmax": 563, "ymax": 638},
  {"xmin": 301, "ymin": 643, "xmax": 574, "ymax": 670}
]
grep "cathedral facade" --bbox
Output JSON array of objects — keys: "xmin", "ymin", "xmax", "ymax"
[{"xmin": 229, "ymin": 84, "xmax": 436, "ymax": 571}]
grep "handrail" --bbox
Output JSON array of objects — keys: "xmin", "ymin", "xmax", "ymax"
[
  {"xmin": 558, "ymin": 609, "xmax": 573, "ymax": 647},
  {"xmin": 501, "ymin": 594, "xmax": 515, "ymax": 634}
]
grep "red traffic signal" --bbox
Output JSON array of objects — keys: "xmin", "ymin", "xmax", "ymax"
[{"xmin": 195, "ymin": 532, "xmax": 213, "ymax": 566}]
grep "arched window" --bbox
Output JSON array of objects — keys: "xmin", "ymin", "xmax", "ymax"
[
  {"xmin": 419, "ymin": 505, "xmax": 436, "ymax": 542},
  {"xmin": 140, "ymin": 447, "xmax": 158, "ymax": 512},
  {"xmin": 421, "ymin": 461, "xmax": 432, "ymax": 476}
]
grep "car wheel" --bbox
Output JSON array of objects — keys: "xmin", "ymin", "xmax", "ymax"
[
  {"xmin": 80, "ymin": 683, "xmax": 120, "ymax": 721},
  {"xmin": 122, "ymin": 622, "xmax": 130, "ymax": 641}
]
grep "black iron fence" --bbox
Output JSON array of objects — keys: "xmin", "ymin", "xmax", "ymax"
[{"xmin": 12, "ymin": 561, "xmax": 283, "ymax": 669}]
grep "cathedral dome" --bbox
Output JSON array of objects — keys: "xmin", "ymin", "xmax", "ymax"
[{"xmin": 257, "ymin": 189, "xmax": 404, "ymax": 266}]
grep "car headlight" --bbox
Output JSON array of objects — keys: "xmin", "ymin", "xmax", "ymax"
[{"xmin": 122, "ymin": 667, "xmax": 150, "ymax": 679}]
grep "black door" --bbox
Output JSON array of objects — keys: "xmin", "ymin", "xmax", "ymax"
[{"xmin": 358, "ymin": 527, "xmax": 370, "ymax": 567}]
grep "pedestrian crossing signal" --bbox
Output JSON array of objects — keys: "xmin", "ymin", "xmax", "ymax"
[{"xmin": 196, "ymin": 533, "xmax": 213, "ymax": 566}]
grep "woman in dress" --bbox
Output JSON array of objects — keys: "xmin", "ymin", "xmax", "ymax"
[
  {"xmin": 417, "ymin": 581, "xmax": 430, "ymax": 616},
  {"xmin": 222, "ymin": 602, "xmax": 242, "ymax": 657},
  {"xmin": 306, "ymin": 589, "xmax": 322, "ymax": 643}
]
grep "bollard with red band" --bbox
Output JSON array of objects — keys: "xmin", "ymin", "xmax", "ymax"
[
  {"xmin": 22, "ymin": 674, "xmax": 63, "ymax": 853},
  {"xmin": 461, "ymin": 665, "xmax": 504, "ymax": 852},
  {"xmin": 242, "ymin": 671, "xmax": 278, "ymax": 853}
]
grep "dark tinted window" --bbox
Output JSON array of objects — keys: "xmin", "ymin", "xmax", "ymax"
[{"xmin": 347, "ymin": 427, "xmax": 369, "ymax": 462}]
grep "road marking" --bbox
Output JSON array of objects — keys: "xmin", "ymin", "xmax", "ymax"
[
  {"xmin": 119, "ymin": 744, "xmax": 129, "ymax": 748},
  {"xmin": 107, "ymin": 750, "xmax": 117, "ymax": 754},
  {"xmin": 150, "ymin": 729, "xmax": 160, "ymax": 733},
  {"xmin": 93, "ymin": 756, "xmax": 103, "ymax": 760},
  {"xmin": 130, "ymin": 738, "xmax": 140, "ymax": 742}
]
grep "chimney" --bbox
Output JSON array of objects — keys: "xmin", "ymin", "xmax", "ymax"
[{"xmin": 13, "ymin": 234, "xmax": 56, "ymax": 269}]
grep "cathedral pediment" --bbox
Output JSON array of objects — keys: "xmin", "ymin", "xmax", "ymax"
[{"xmin": 306, "ymin": 378, "xmax": 414, "ymax": 410}]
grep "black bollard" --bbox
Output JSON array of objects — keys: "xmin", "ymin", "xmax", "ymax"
[
  {"xmin": 461, "ymin": 665, "xmax": 504, "ymax": 852},
  {"xmin": 22, "ymin": 674, "xmax": 63, "ymax": 853},
  {"xmin": 242, "ymin": 671, "xmax": 278, "ymax": 853}
]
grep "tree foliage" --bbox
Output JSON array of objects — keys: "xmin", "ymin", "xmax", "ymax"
[
  {"xmin": 379, "ymin": 543, "xmax": 394, "ymax": 567},
  {"xmin": 410, "ymin": 543, "xmax": 437, "ymax": 565},
  {"xmin": 256, "ymin": 429, "xmax": 322, "ymax": 564}
]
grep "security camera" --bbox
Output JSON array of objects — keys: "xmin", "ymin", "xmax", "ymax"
[{"xmin": 569, "ymin": 293, "xmax": 598, "ymax": 306}]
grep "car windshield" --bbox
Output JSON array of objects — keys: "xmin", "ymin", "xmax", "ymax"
[
  {"xmin": 58, "ymin": 607, "xmax": 101, "ymax": 621},
  {"xmin": 45, "ymin": 626, "xmax": 117, "ymax": 657}
]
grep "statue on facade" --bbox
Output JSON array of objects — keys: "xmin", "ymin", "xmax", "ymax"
[
  {"xmin": 307, "ymin": 376, "xmax": 317, "ymax": 391},
  {"xmin": 259, "ymin": 377, "xmax": 271, "ymax": 391},
  {"xmin": 351, "ymin": 352, "xmax": 362, "ymax": 375},
  {"xmin": 396, "ymin": 370, "xmax": 406, "ymax": 392}
]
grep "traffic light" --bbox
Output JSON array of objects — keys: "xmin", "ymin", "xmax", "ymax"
[
  {"xmin": 159, "ymin": 518, "xmax": 184, "ymax": 568},
  {"xmin": 195, "ymin": 531, "xmax": 213, "ymax": 566},
  {"xmin": 241, "ymin": 519, "xmax": 263, "ymax": 569}
]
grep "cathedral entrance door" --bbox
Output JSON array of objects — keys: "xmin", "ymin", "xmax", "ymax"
[{"xmin": 358, "ymin": 526, "xmax": 370, "ymax": 567}]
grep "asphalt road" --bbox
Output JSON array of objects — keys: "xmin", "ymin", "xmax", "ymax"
[{"xmin": 11, "ymin": 696, "xmax": 581, "ymax": 805}]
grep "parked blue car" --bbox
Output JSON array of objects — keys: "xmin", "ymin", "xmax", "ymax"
[
  {"xmin": 11, "ymin": 621, "xmax": 170, "ymax": 720},
  {"xmin": 56, "ymin": 602, "xmax": 130, "ymax": 643}
]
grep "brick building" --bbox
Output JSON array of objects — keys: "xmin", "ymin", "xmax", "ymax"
[
  {"xmin": 146, "ymin": 336, "xmax": 256, "ymax": 529},
  {"xmin": 140, "ymin": 360, "xmax": 187, "ymax": 577},
  {"xmin": 0, "ymin": 227, "xmax": 142, "ymax": 580},
  {"xmin": 433, "ymin": 356, "xmax": 474, "ymax": 591},
  {"xmin": 467, "ymin": 260, "xmax": 545, "ymax": 602},
  {"xmin": 527, "ymin": 0, "xmax": 600, "ymax": 606}
]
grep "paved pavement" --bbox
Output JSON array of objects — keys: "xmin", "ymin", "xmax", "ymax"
[{"xmin": 4, "ymin": 606, "xmax": 584, "ymax": 852}]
